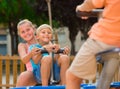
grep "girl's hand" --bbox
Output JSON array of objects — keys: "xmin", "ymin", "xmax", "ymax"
[
  {"xmin": 31, "ymin": 47, "xmax": 42, "ymax": 64},
  {"xmin": 30, "ymin": 47, "xmax": 41, "ymax": 56}
]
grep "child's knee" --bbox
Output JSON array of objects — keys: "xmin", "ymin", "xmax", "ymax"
[
  {"xmin": 41, "ymin": 56, "xmax": 52, "ymax": 64},
  {"xmin": 60, "ymin": 55, "xmax": 70, "ymax": 62},
  {"xmin": 66, "ymin": 70, "xmax": 79, "ymax": 81}
]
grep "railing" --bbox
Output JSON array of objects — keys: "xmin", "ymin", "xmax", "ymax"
[
  {"xmin": 0, "ymin": 55, "xmax": 119, "ymax": 89},
  {"xmin": 0, "ymin": 55, "xmax": 25, "ymax": 89}
]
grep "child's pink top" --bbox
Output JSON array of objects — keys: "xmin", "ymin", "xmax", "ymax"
[{"xmin": 25, "ymin": 43, "xmax": 33, "ymax": 71}]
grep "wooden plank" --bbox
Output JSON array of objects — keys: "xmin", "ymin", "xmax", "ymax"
[
  {"xmin": 6, "ymin": 59, "xmax": 10, "ymax": 89},
  {"xmin": 0, "ymin": 55, "xmax": 20, "ymax": 60},
  {"xmin": 13, "ymin": 60, "xmax": 17, "ymax": 85},
  {"xmin": 0, "ymin": 59, "xmax": 2, "ymax": 87},
  {"xmin": 20, "ymin": 61, "xmax": 25, "ymax": 72}
]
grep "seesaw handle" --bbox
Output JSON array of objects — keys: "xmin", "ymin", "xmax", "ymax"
[
  {"xmin": 39, "ymin": 48, "xmax": 64, "ymax": 54},
  {"xmin": 76, "ymin": 9, "xmax": 103, "ymax": 17}
]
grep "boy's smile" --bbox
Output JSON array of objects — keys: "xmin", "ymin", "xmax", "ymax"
[{"xmin": 36, "ymin": 28, "xmax": 52, "ymax": 45}]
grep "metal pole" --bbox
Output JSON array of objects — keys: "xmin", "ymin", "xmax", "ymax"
[
  {"xmin": 46, "ymin": 0, "xmax": 58, "ymax": 44},
  {"xmin": 45, "ymin": 0, "xmax": 56, "ymax": 84},
  {"xmin": 46, "ymin": 0, "xmax": 52, "ymax": 27}
]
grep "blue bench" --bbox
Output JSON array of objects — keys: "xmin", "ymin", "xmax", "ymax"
[
  {"xmin": 10, "ymin": 85, "xmax": 65, "ymax": 89},
  {"xmin": 10, "ymin": 82, "xmax": 120, "ymax": 89},
  {"xmin": 83, "ymin": 84, "xmax": 96, "ymax": 89},
  {"xmin": 111, "ymin": 82, "xmax": 120, "ymax": 88}
]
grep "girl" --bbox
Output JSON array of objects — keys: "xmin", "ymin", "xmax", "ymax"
[{"xmin": 16, "ymin": 19, "xmax": 41, "ymax": 86}]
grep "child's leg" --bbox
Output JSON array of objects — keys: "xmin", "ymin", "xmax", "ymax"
[
  {"xmin": 96, "ymin": 53, "xmax": 119, "ymax": 89},
  {"xmin": 41, "ymin": 56, "xmax": 52, "ymax": 86},
  {"xmin": 66, "ymin": 70, "xmax": 82, "ymax": 89},
  {"xmin": 16, "ymin": 71, "xmax": 37, "ymax": 87},
  {"xmin": 57, "ymin": 54, "xmax": 70, "ymax": 85}
]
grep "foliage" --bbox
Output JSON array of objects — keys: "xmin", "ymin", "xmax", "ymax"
[
  {"xmin": 0, "ymin": 0, "xmax": 55, "ymax": 26},
  {"xmin": 0, "ymin": 0, "xmax": 97, "ymax": 55},
  {"xmin": 50, "ymin": 0, "xmax": 97, "ymax": 55},
  {"xmin": 0, "ymin": 0, "xmax": 61, "ymax": 54}
]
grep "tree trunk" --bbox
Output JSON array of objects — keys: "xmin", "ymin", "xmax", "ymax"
[
  {"xmin": 8, "ymin": 21, "xmax": 18, "ymax": 55},
  {"xmin": 69, "ymin": 26, "xmax": 79, "ymax": 55}
]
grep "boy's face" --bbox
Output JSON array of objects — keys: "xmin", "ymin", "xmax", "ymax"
[{"xmin": 36, "ymin": 28, "xmax": 52, "ymax": 44}]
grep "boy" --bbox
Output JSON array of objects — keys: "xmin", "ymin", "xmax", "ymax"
[{"xmin": 29, "ymin": 24, "xmax": 70, "ymax": 86}]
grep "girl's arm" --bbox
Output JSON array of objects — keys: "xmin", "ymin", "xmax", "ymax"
[
  {"xmin": 18, "ymin": 43, "xmax": 32, "ymax": 64},
  {"xmin": 31, "ymin": 47, "xmax": 42, "ymax": 64}
]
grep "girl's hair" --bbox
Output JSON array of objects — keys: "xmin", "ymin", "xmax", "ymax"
[{"xmin": 17, "ymin": 19, "xmax": 36, "ymax": 35}]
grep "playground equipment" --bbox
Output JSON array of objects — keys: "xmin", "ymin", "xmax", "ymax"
[
  {"xmin": 39, "ymin": 48, "xmax": 64, "ymax": 54},
  {"xmin": 76, "ymin": 9, "xmax": 103, "ymax": 17},
  {"xmin": 10, "ymin": 82, "xmax": 120, "ymax": 89}
]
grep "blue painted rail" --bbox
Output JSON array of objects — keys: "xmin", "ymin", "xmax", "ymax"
[{"xmin": 10, "ymin": 82, "xmax": 120, "ymax": 89}]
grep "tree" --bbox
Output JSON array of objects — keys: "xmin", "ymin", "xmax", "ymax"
[
  {"xmin": 0, "ymin": 0, "xmax": 49, "ymax": 55},
  {"xmin": 50, "ymin": 0, "xmax": 97, "ymax": 55},
  {"xmin": 0, "ymin": 0, "xmax": 97, "ymax": 55}
]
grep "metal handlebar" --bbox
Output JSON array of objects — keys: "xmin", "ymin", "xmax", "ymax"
[
  {"xmin": 76, "ymin": 9, "xmax": 103, "ymax": 17},
  {"xmin": 39, "ymin": 48, "xmax": 64, "ymax": 54},
  {"xmin": 55, "ymin": 48, "xmax": 64, "ymax": 54}
]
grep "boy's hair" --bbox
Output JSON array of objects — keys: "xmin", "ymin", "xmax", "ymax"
[
  {"xmin": 36, "ymin": 24, "xmax": 53, "ymax": 35},
  {"xmin": 17, "ymin": 19, "xmax": 35, "ymax": 35}
]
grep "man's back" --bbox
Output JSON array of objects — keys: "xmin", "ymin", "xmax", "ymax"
[{"xmin": 89, "ymin": 0, "xmax": 120, "ymax": 47}]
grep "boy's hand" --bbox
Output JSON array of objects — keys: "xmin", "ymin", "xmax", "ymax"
[
  {"xmin": 63, "ymin": 46, "xmax": 70, "ymax": 55},
  {"xmin": 76, "ymin": 5, "xmax": 89, "ymax": 20},
  {"xmin": 43, "ymin": 44, "xmax": 53, "ymax": 53},
  {"xmin": 76, "ymin": 5, "xmax": 83, "ymax": 12},
  {"xmin": 52, "ymin": 44, "xmax": 60, "ymax": 53}
]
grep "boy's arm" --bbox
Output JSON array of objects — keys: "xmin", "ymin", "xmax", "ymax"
[
  {"xmin": 76, "ymin": 0, "xmax": 104, "ymax": 12},
  {"xmin": 76, "ymin": 0, "xmax": 95, "ymax": 12}
]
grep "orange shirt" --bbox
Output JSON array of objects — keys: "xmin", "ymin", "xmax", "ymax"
[{"xmin": 80, "ymin": 0, "xmax": 120, "ymax": 47}]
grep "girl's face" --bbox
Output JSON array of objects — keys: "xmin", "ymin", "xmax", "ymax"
[
  {"xmin": 36, "ymin": 28, "xmax": 52, "ymax": 45},
  {"xmin": 18, "ymin": 23, "xmax": 35, "ymax": 42}
]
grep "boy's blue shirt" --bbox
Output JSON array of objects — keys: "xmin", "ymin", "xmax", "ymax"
[
  {"xmin": 28, "ymin": 43, "xmax": 49, "ymax": 83},
  {"xmin": 28, "ymin": 43, "xmax": 60, "ymax": 83}
]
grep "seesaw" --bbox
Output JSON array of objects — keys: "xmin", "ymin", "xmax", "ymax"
[
  {"xmin": 10, "ymin": 82, "xmax": 120, "ymax": 89},
  {"xmin": 11, "ymin": 46, "xmax": 120, "ymax": 89},
  {"xmin": 76, "ymin": 9, "xmax": 103, "ymax": 17}
]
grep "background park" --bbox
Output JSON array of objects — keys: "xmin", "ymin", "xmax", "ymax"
[{"xmin": 0, "ymin": 0, "xmax": 119, "ymax": 89}]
